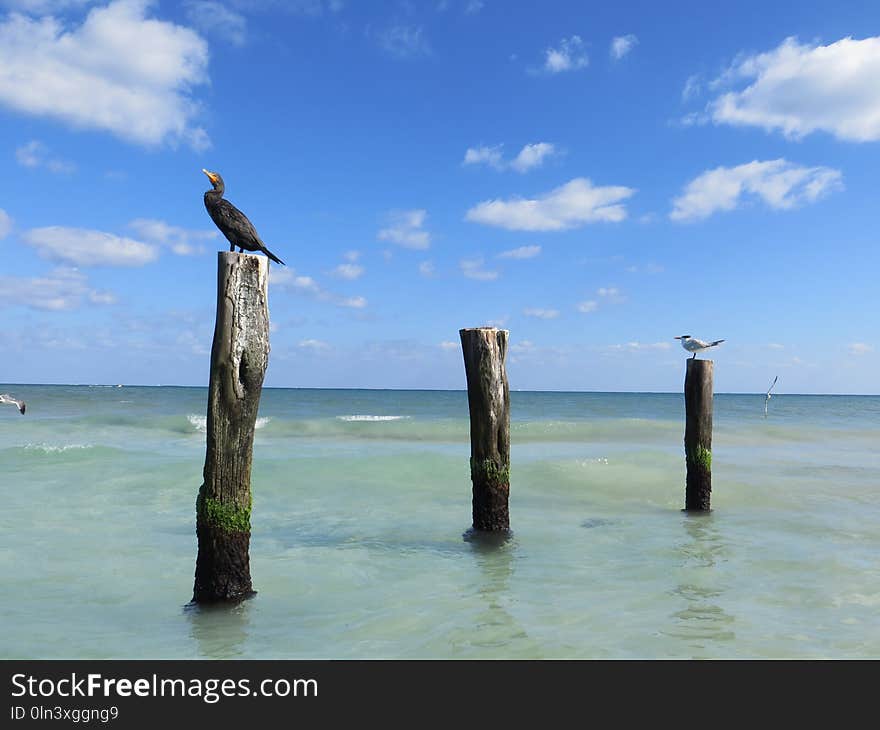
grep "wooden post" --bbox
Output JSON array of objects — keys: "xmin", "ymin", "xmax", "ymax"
[
  {"xmin": 459, "ymin": 327, "xmax": 511, "ymax": 531},
  {"xmin": 684, "ymin": 358, "xmax": 713, "ymax": 511},
  {"xmin": 193, "ymin": 252, "xmax": 270, "ymax": 603}
]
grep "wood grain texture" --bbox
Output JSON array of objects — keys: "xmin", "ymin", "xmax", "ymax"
[
  {"xmin": 684, "ymin": 358, "xmax": 713, "ymax": 511},
  {"xmin": 460, "ymin": 327, "xmax": 511, "ymax": 531},
  {"xmin": 193, "ymin": 252, "xmax": 270, "ymax": 603}
]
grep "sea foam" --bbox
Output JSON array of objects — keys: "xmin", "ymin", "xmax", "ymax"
[
  {"xmin": 24, "ymin": 443, "xmax": 94, "ymax": 453},
  {"xmin": 187, "ymin": 414, "xmax": 271, "ymax": 432}
]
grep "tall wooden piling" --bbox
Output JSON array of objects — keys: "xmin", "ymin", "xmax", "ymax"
[
  {"xmin": 684, "ymin": 358, "xmax": 713, "ymax": 511},
  {"xmin": 193, "ymin": 252, "xmax": 270, "ymax": 603},
  {"xmin": 460, "ymin": 327, "xmax": 511, "ymax": 531}
]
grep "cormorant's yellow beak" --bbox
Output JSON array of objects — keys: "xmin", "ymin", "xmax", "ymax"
[{"xmin": 202, "ymin": 168, "xmax": 217, "ymax": 183}]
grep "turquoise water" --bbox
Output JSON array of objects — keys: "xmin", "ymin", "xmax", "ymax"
[{"xmin": 1, "ymin": 385, "xmax": 878, "ymax": 658}]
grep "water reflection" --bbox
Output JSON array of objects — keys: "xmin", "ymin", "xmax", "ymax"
[
  {"xmin": 184, "ymin": 598, "xmax": 253, "ymax": 658},
  {"xmin": 662, "ymin": 514, "xmax": 736, "ymax": 650},
  {"xmin": 451, "ymin": 529, "xmax": 537, "ymax": 655}
]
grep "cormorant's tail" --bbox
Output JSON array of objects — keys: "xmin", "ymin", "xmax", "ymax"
[
  {"xmin": 264, "ymin": 248, "xmax": 284, "ymax": 265},
  {"xmin": 710, "ymin": 339, "xmax": 725, "ymax": 347}
]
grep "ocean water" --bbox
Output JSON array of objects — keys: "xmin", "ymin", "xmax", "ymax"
[{"xmin": 1, "ymin": 385, "xmax": 878, "ymax": 659}]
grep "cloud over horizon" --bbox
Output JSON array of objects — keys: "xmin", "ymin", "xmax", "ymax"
[{"xmin": 0, "ymin": 266, "xmax": 116, "ymax": 311}]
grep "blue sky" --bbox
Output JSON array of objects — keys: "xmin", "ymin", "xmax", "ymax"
[{"xmin": 1, "ymin": 0, "xmax": 879, "ymax": 393}]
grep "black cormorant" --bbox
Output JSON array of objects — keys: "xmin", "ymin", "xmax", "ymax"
[{"xmin": 202, "ymin": 169, "xmax": 285, "ymax": 265}]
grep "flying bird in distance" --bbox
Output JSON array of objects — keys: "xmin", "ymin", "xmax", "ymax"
[
  {"xmin": 674, "ymin": 335, "xmax": 725, "ymax": 359},
  {"xmin": 202, "ymin": 169, "xmax": 285, "ymax": 265},
  {"xmin": 764, "ymin": 375, "xmax": 778, "ymax": 418},
  {"xmin": 0, "ymin": 393, "xmax": 26, "ymax": 415}
]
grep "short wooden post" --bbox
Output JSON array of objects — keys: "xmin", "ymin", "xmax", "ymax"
[
  {"xmin": 193, "ymin": 252, "xmax": 270, "ymax": 603},
  {"xmin": 459, "ymin": 327, "xmax": 511, "ymax": 531},
  {"xmin": 684, "ymin": 358, "xmax": 713, "ymax": 511}
]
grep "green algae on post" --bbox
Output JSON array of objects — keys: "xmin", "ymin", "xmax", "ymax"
[
  {"xmin": 197, "ymin": 493, "xmax": 252, "ymax": 534},
  {"xmin": 684, "ymin": 358, "xmax": 714, "ymax": 511}
]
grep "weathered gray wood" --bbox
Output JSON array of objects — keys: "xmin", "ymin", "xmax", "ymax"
[
  {"xmin": 684, "ymin": 358, "xmax": 713, "ymax": 511},
  {"xmin": 193, "ymin": 252, "xmax": 270, "ymax": 603},
  {"xmin": 460, "ymin": 327, "xmax": 511, "ymax": 531}
]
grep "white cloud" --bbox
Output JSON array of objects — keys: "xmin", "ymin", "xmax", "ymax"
[
  {"xmin": 128, "ymin": 218, "xmax": 217, "ymax": 256},
  {"xmin": 463, "ymin": 144, "xmax": 504, "ymax": 169},
  {"xmin": 331, "ymin": 263, "xmax": 364, "ymax": 280},
  {"xmin": 708, "ymin": 36, "xmax": 880, "ymax": 142},
  {"xmin": 0, "ymin": 1, "xmax": 92, "ymax": 11},
  {"xmin": 338, "ymin": 295, "xmax": 366, "ymax": 309},
  {"xmin": 298, "ymin": 338, "xmax": 331, "ymax": 351},
  {"xmin": 271, "ymin": 266, "xmax": 367, "ymax": 309},
  {"xmin": 184, "ymin": 1, "xmax": 246, "ymax": 46},
  {"xmin": 498, "ymin": 245, "xmax": 541, "ymax": 259},
  {"xmin": 464, "ymin": 0, "xmax": 483, "ymax": 14},
  {"xmin": 510, "ymin": 142, "xmax": 556, "ymax": 172},
  {"xmin": 418, "ymin": 260, "xmax": 435, "ymax": 277},
  {"xmin": 543, "ymin": 35, "xmax": 588, "ymax": 73},
  {"xmin": 378, "ymin": 209, "xmax": 431, "ymax": 249},
  {"xmin": 670, "ymin": 159, "xmax": 842, "ymax": 221},
  {"xmin": 464, "ymin": 142, "xmax": 557, "ymax": 172},
  {"xmin": 376, "ymin": 24, "xmax": 430, "ymax": 58},
  {"xmin": 466, "ymin": 177, "xmax": 635, "ymax": 231},
  {"xmin": 682, "ymin": 73, "xmax": 701, "ymax": 101},
  {"xmin": 597, "ymin": 286, "xmax": 625, "ymax": 302},
  {"xmin": 15, "ymin": 139, "xmax": 75, "ymax": 173},
  {"xmin": 439, "ymin": 340, "xmax": 459, "ymax": 350},
  {"xmin": 510, "ymin": 339, "xmax": 535, "ymax": 354},
  {"xmin": 268, "ymin": 267, "xmax": 294, "ymax": 286},
  {"xmin": 0, "ymin": 267, "xmax": 116, "ymax": 311},
  {"xmin": 607, "ymin": 341, "xmax": 672, "ymax": 352},
  {"xmin": 0, "ymin": 0, "xmax": 210, "ymax": 149},
  {"xmin": 0, "ymin": 208, "xmax": 11, "ymax": 239},
  {"xmin": 848, "ymin": 343, "xmax": 873, "ymax": 355},
  {"xmin": 342, "ymin": 250, "xmax": 360, "ymax": 262},
  {"xmin": 610, "ymin": 34, "xmax": 638, "ymax": 60},
  {"xmin": 23, "ymin": 226, "xmax": 158, "ymax": 266},
  {"xmin": 460, "ymin": 257, "xmax": 498, "ymax": 281},
  {"xmin": 625, "ymin": 262, "xmax": 664, "ymax": 274},
  {"xmin": 293, "ymin": 275, "xmax": 321, "ymax": 294},
  {"xmin": 577, "ymin": 300, "xmax": 597, "ymax": 313},
  {"xmin": 523, "ymin": 307, "xmax": 559, "ymax": 319}
]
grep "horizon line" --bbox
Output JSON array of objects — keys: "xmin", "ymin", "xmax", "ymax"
[{"xmin": 1, "ymin": 383, "xmax": 878, "ymax": 397}]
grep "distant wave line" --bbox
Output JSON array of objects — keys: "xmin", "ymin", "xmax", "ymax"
[
  {"xmin": 186, "ymin": 414, "xmax": 271, "ymax": 432},
  {"xmin": 336, "ymin": 415, "xmax": 411, "ymax": 422},
  {"xmin": 24, "ymin": 442, "xmax": 94, "ymax": 453}
]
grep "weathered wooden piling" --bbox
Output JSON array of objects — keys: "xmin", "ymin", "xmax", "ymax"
[
  {"xmin": 460, "ymin": 327, "xmax": 511, "ymax": 531},
  {"xmin": 684, "ymin": 358, "xmax": 713, "ymax": 511},
  {"xmin": 193, "ymin": 252, "xmax": 270, "ymax": 603}
]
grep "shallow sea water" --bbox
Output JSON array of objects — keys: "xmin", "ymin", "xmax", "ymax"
[{"xmin": 1, "ymin": 386, "xmax": 878, "ymax": 658}]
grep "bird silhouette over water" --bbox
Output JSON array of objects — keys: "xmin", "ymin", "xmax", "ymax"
[
  {"xmin": 0, "ymin": 393, "xmax": 26, "ymax": 415},
  {"xmin": 764, "ymin": 375, "xmax": 778, "ymax": 418},
  {"xmin": 202, "ymin": 169, "xmax": 285, "ymax": 265}
]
